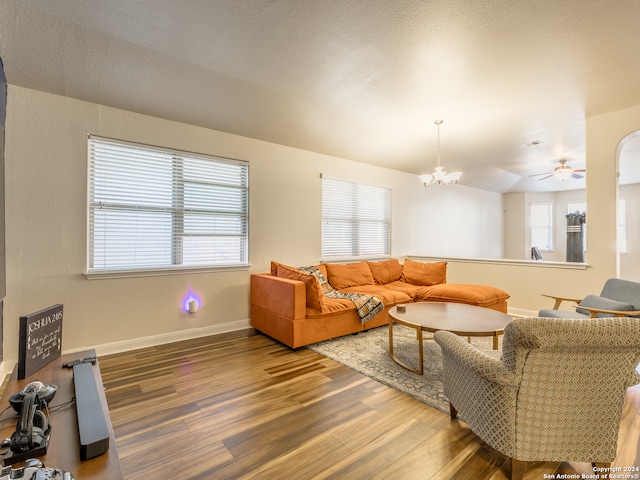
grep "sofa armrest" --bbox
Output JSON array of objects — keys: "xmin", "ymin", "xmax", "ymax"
[
  {"xmin": 433, "ymin": 330, "xmax": 519, "ymax": 386},
  {"xmin": 250, "ymin": 274, "xmax": 307, "ymax": 320},
  {"xmin": 541, "ymin": 293, "xmax": 582, "ymax": 310},
  {"xmin": 571, "ymin": 304, "xmax": 640, "ymax": 318}
]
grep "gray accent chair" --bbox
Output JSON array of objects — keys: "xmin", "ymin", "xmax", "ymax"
[
  {"xmin": 539, "ymin": 278, "xmax": 640, "ymax": 318},
  {"xmin": 434, "ymin": 317, "xmax": 640, "ymax": 480}
]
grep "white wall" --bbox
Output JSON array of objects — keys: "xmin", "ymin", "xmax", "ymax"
[
  {"xmin": 412, "ymin": 185, "xmax": 504, "ymax": 259},
  {"xmin": 503, "ymin": 193, "xmax": 527, "ymax": 260}
]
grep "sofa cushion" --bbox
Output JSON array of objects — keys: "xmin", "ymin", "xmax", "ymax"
[
  {"xmin": 576, "ymin": 294, "xmax": 635, "ymax": 317},
  {"xmin": 417, "ymin": 283, "xmax": 509, "ymax": 307},
  {"xmin": 325, "ymin": 262, "xmax": 375, "ymax": 289},
  {"xmin": 340, "ymin": 285, "xmax": 412, "ymax": 305},
  {"xmin": 306, "ymin": 297, "xmax": 355, "ymax": 317},
  {"xmin": 401, "ymin": 259, "xmax": 447, "ymax": 286},
  {"xmin": 367, "ymin": 258, "xmax": 403, "ymax": 285},
  {"xmin": 538, "ymin": 309, "xmax": 588, "ymax": 319},
  {"xmin": 599, "ymin": 278, "xmax": 640, "ymax": 306},
  {"xmin": 276, "ymin": 264, "xmax": 325, "ymax": 311},
  {"xmin": 384, "ymin": 280, "xmax": 423, "ymax": 299}
]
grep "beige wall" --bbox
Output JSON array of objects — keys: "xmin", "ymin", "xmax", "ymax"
[
  {"xmin": 620, "ymin": 183, "xmax": 640, "ymax": 281},
  {"xmin": 439, "ymin": 104, "xmax": 640, "ymax": 313},
  {"xmin": 586, "ymin": 105, "xmax": 640, "ymax": 279},
  {"xmin": 4, "ymin": 85, "xmax": 640, "ymax": 365},
  {"xmin": 3, "ymin": 86, "xmax": 430, "ymax": 363}
]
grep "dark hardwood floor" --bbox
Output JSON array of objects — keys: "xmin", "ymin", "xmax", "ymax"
[{"xmin": 99, "ymin": 328, "xmax": 640, "ymax": 479}]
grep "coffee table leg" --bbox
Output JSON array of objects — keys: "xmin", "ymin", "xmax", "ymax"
[
  {"xmin": 389, "ymin": 319, "xmax": 395, "ymax": 358},
  {"xmin": 493, "ymin": 332, "xmax": 499, "ymax": 350},
  {"xmin": 417, "ymin": 328, "xmax": 424, "ymax": 375},
  {"xmin": 388, "ymin": 319, "xmax": 423, "ymax": 375}
]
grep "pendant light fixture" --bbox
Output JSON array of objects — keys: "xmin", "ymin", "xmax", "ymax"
[
  {"xmin": 553, "ymin": 159, "xmax": 573, "ymax": 181},
  {"xmin": 419, "ymin": 120, "xmax": 462, "ymax": 187}
]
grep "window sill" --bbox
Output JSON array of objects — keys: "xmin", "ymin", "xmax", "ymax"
[
  {"xmin": 409, "ymin": 255, "xmax": 589, "ymax": 270},
  {"xmin": 84, "ymin": 264, "xmax": 251, "ymax": 280}
]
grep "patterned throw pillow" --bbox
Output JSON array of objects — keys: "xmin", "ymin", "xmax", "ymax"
[{"xmin": 276, "ymin": 263, "xmax": 325, "ymax": 311}]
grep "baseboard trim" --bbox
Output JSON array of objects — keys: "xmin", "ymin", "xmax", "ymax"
[
  {"xmin": 0, "ymin": 362, "xmax": 6, "ymax": 393},
  {"xmin": 508, "ymin": 307, "xmax": 538, "ymax": 318},
  {"xmin": 64, "ymin": 318, "xmax": 252, "ymax": 357},
  {"xmin": 0, "ymin": 309, "xmax": 536, "ymax": 376}
]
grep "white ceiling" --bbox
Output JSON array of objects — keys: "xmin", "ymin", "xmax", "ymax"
[{"xmin": 1, "ymin": 0, "xmax": 640, "ymax": 192}]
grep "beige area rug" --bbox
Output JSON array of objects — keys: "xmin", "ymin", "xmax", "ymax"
[{"xmin": 308, "ymin": 325, "xmax": 500, "ymax": 414}]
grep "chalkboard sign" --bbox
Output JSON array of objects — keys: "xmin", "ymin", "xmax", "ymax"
[{"xmin": 18, "ymin": 304, "xmax": 63, "ymax": 379}]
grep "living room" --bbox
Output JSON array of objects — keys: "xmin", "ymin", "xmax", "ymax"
[
  {"xmin": 3, "ymin": 84, "xmax": 639, "ymax": 360},
  {"xmin": 0, "ymin": 2, "xmax": 640, "ymax": 478}
]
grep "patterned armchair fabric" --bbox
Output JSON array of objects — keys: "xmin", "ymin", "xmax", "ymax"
[{"xmin": 434, "ymin": 317, "xmax": 640, "ymax": 472}]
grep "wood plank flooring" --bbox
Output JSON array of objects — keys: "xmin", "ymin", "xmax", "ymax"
[{"xmin": 99, "ymin": 328, "xmax": 640, "ymax": 479}]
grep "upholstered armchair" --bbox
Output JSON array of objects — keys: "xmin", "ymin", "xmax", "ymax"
[{"xmin": 434, "ymin": 317, "xmax": 640, "ymax": 480}]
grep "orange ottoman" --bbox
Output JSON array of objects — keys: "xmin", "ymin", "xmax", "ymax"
[{"xmin": 417, "ymin": 283, "xmax": 510, "ymax": 313}]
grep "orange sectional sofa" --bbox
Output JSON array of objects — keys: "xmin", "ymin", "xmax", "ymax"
[{"xmin": 250, "ymin": 258, "xmax": 510, "ymax": 348}]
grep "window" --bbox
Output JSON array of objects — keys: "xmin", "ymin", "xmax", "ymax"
[
  {"xmin": 321, "ymin": 177, "xmax": 391, "ymax": 259},
  {"xmin": 530, "ymin": 202, "xmax": 553, "ymax": 251},
  {"xmin": 88, "ymin": 137, "xmax": 248, "ymax": 274}
]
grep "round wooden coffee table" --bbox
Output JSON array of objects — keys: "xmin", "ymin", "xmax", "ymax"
[{"xmin": 388, "ymin": 302, "xmax": 511, "ymax": 374}]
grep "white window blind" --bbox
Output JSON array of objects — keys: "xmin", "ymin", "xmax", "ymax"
[
  {"xmin": 88, "ymin": 137, "xmax": 249, "ymax": 274},
  {"xmin": 322, "ymin": 177, "xmax": 391, "ymax": 258}
]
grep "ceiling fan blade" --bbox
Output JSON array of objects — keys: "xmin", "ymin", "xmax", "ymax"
[
  {"xmin": 537, "ymin": 174, "xmax": 554, "ymax": 181},
  {"xmin": 573, "ymin": 169, "xmax": 586, "ymax": 173},
  {"xmin": 529, "ymin": 172, "xmax": 551, "ymax": 177},
  {"xmin": 571, "ymin": 172, "xmax": 584, "ymax": 179}
]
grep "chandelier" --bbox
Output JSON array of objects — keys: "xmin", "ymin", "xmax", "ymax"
[
  {"xmin": 419, "ymin": 120, "xmax": 462, "ymax": 186},
  {"xmin": 553, "ymin": 159, "xmax": 573, "ymax": 181}
]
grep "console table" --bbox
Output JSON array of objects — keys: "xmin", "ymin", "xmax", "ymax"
[{"xmin": 0, "ymin": 349, "xmax": 123, "ymax": 479}]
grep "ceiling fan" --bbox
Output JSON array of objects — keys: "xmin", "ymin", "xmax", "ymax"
[{"xmin": 529, "ymin": 159, "xmax": 586, "ymax": 181}]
